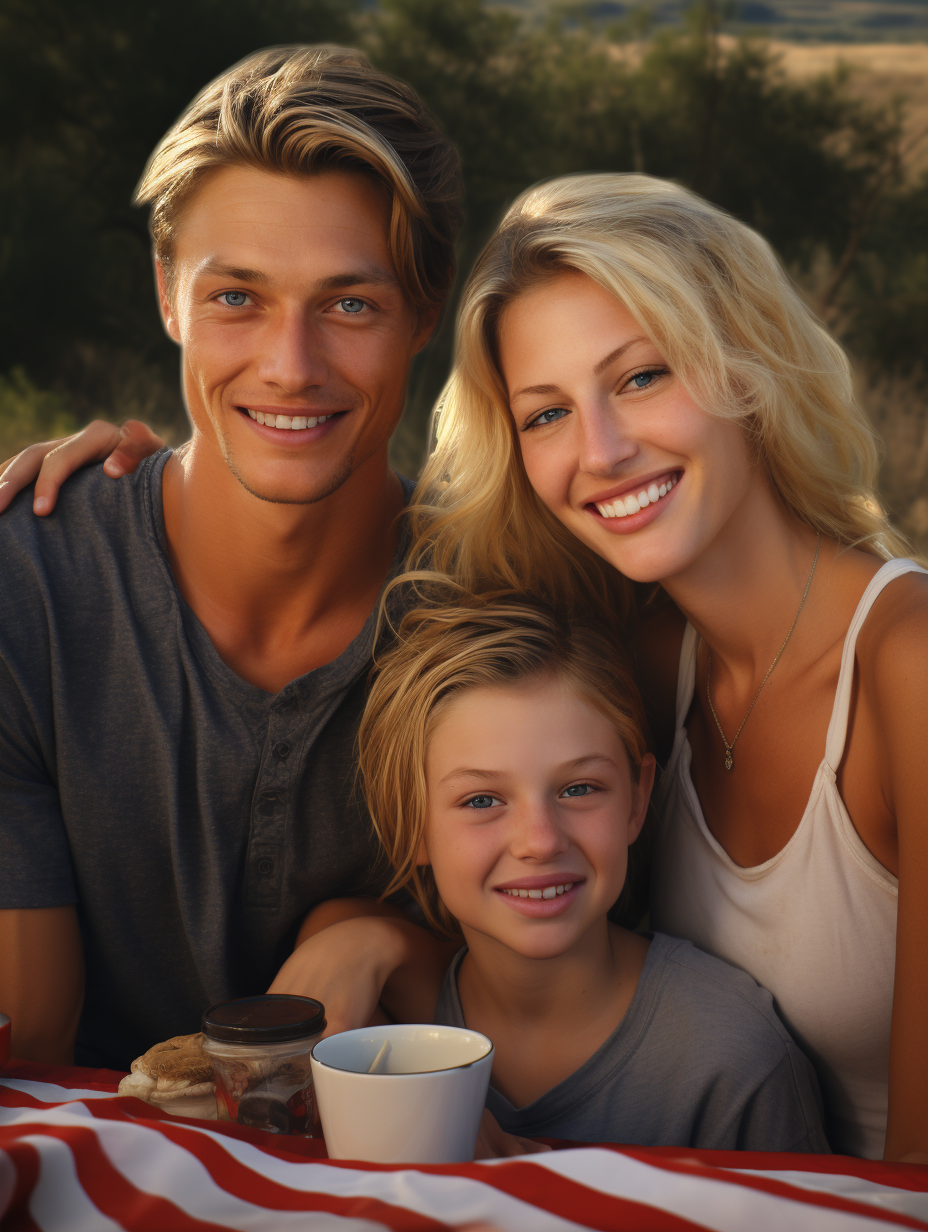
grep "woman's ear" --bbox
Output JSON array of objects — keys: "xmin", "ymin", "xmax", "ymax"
[{"xmin": 628, "ymin": 753, "xmax": 656, "ymax": 844}]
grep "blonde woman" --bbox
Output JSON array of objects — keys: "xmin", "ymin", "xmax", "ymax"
[
  {"xmin": 7, "ymin": 174, "xmax": 927, "ymax": 1162},
  {"xmin": 404, "ymin": 174, "xmax": 928, "ymax": 1164}
]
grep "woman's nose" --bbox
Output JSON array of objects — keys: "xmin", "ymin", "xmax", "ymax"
[
  {"xmin": 257, "ymin": 311, "xmax": 329, "ymax": 393},
  {"xmin": 576, "ymin": 400, "xmax": 638, "ymax": 477}
]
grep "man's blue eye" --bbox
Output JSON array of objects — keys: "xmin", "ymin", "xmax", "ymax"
[
  {"xmin": 466, "ymin": 794, "xmax": 498, "ymax": 809},
  {"xmin": 338, "ymin": 298, "xmax": 366, "ymax": 314},
  {"xmin": 219, "ymin": 291, "xmax": 248, "ymax": 307},
  {"xmin": 563, "ymin": 783, "xmax": 594, "ymax": 797}
]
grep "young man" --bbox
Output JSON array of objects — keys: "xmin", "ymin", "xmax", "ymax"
[{"xmin": 0, "ymin": 46, "xmax": 461, "ymax": 1071}]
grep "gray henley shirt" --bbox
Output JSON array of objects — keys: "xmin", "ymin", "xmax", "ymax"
[{"xmin": 0, "ymin": 450, "xmax": 410, "ymax": 1070}]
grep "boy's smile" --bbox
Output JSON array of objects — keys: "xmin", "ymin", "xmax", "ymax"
[{"xmin": 422, "ymin": 675, "xmax": 654, "ymax": 960}]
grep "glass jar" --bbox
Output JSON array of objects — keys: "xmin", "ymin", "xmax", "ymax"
[{"xmin": 202, "ymin": 995, "xmax": 326, "ymax": 1135}]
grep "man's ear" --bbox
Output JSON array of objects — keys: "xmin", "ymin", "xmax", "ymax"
[
  {"xmin": 628, "ymin": 753, "xmax": 656, "ymax": 845},
  {"xmin": 412, "ymin": 303, "xmax": 442, "ymax": 355},
  {"xmin": 414, "ymin": 834, "xmax": 430, "ymax": 867},
  {"xmin": 155, "ymin": 259, "xmax": 181, "ymax": 344}
]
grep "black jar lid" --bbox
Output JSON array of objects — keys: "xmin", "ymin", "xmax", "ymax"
[{"xmin": 202, "ymin": 995, "xmax": 326, "ymax": 1044}]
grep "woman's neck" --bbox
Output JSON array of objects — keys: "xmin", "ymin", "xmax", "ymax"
[{"xmin": 660, "ymin": 475, "xmax": 823, "ymax": 678}]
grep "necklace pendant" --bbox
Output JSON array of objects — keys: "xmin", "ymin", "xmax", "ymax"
[{"xmin": 724, "ymin": 750, "xmax": 733, "ymax": 771}]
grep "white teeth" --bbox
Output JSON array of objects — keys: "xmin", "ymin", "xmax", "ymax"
[
  {"xmin": 275, "ymin": 415, "xmax": 290, "ymax": 429},
  {"xmin": 306, "ymin": 417, "xmax": 318, "ymax": 429},
  {"xmin": 502, "ymin": 881, "xmax": 576, "ymax": 899},
  {"xmin": 595, "ymin": 476, "xmax": 680, "ymax": 520},
  {"xmin": 292, "ymin": 417, "xmax": 307, "ymax": 430},
  {"xmin": 256, "ymin": 411, "xmax": 265, "ymax": 425},
  {"xmin": 248, "ymin": 409, "xmax": 257, "ymax": 421}
]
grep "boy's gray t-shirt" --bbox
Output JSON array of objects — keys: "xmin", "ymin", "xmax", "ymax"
[
  {"xmin": 435, "ymin": 932, "xmax": 830, "ymax": 1153},
  {"xmin": 0, "ymin": 451, "xmax": 411, "ymax": 1070}
]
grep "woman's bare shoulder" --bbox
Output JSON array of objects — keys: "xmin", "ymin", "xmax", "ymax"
[{"xmin": 634, "ymin": 592, "xmax": 687, "ymax": 764}]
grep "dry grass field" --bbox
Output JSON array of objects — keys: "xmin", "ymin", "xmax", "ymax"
[{"xmin": 771, "ymin": 39, "xmax": 928, "ymax": 176}]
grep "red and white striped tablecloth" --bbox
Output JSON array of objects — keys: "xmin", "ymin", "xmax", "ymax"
[{"xmin": 2, "ymin": 1062, "xmax": 927, "ymax": 1231}]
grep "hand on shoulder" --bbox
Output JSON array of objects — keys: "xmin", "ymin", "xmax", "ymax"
[{"xmin": 0, "ymin": 420, "xmax": 164, "ymax": 516}]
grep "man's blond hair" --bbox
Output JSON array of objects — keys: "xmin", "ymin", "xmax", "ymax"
[{"xmin": 134, "ymin": 45, "xmax": 461, "ymax": 308}]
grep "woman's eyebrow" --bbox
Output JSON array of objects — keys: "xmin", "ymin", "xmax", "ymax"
[
  {"xmin": 593, "ymin": 336, "xmax": 649, "ymax": 374},
  {"xmin": 509, "ymin": 336, "xmax": 650, "ymax": 401}
]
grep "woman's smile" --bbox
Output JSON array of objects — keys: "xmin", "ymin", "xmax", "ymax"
[{"xmin": 499, "ymin": 270, "xmax": 759, "ymax": 586}]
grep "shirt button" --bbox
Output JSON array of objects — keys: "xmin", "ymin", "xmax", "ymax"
[
  {"xmin": 257, "ymin": 858, "xmax": 275, "ymax": 876},
  {"xmin": 273, "ymin": 741, "xmax": 291, "ymax": 759}
]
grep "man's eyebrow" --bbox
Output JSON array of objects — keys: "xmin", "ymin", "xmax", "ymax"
[
  {"xmin": 194, "ymin": 262, "xmax": 399, "ymax": 292},
  {"xmin": 198, "ymin": 261, "xmax": 271, "ymax": 285},
  {"xmin": 314, "ymin": 267, "xmax": 399, "ymax": 291},
  {"xmin": 509, "ymin": 336, "xmax": 650, "ymax": 402}
]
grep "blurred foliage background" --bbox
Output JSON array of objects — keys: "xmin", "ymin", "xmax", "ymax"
[{"xmin": 2, "ymin": 0, "xmax": 927, "ymax": 546}]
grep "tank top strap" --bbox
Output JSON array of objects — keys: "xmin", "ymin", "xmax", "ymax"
[
  {"xmin": 674, "ymin": 622, "xmax": 700, "ymax": 729},
  {"xmin": 823, "ymin": 558, "xmax": 927, "ymax": 770}
]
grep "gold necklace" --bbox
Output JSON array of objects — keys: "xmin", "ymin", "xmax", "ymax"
[{"xmin": 706, "ymin": 533, "xmax": 820, "ymax": 771}]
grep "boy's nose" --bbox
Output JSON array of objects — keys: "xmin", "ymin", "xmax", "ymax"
[{"xmin": 509, "ymin": 801, "xmax": 570, "ymax": 862}]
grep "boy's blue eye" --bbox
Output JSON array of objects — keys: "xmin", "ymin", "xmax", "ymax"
[
  {"xmin": 562, "ymin": 783, "xmax": 594, "ymax": 797},
  {"xmin": 337, "ymin": 298, "xmax": 366, "ymax": 314},
  {"xmin": 466, "ymin": 794, "xmax": 499, "ymax": 809},
  {"xmin": 219, "ymin": 291, "xmax": 249, "ymax": 307}
]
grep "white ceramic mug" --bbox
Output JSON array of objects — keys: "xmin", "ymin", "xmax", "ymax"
[{"xmin": 311, "ymin": 1023, "xmax": 493, "ymax": 1163}]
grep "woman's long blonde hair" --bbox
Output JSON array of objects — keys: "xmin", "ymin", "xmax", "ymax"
[{"xmin": 405, "ymin": 173, "xmax": 919, "ymax": 606}]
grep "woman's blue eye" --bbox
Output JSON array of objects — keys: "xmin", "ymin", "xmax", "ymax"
[
  {"xmin": 563, "ymin": 783, "xmax": 594, "ymax": 797},
  {"xmin": 466, "ymin": 794, "xmax": 499, "ymax": 809},
  {"xmin": 337, "ymin": 298, "xmax": 366, "ymax": 314},
  {"xmin": 632, "ymin": 371, "xmax": 655, "ymax": 388},
  {"xmin": 219, "ymin": 291, "xmax": 249, "ymax": 308},
  {"xmin": 528, "ymin": 407, "xmax": 568, "ymax": 429}
]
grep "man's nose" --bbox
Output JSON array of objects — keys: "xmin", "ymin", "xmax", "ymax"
[
  {"xmin": 257, "ymin": 310, "xmax": 329, "ymax": 392},
  {"xmin": 576, "ymin": 399, "xmax": 638, "ymax": 476},
  {"xmin": 509, "ymin": 801, "xmax": 570, "ymax": 863}
]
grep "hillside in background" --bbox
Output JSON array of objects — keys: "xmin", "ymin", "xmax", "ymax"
[
  {"xmin": 2, "ymin": 0, "xmax": 927, "ymax": 549},
  {"xmin": 501, "ymin": 0, "xmax": 928, "ymax": 41}
]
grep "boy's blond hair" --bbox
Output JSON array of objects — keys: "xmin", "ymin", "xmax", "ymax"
[
  {"xmin": 134, "ymin": 45, "xmax": 462, "ymax": 309},
  {"xmin": 359, "ymin": 593, "xmax": 649, "ymax": 937}
]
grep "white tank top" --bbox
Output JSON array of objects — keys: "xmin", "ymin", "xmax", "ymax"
[{"xmin": 651, "ymin": 558, "xmax": 926, "ymax": 1159}]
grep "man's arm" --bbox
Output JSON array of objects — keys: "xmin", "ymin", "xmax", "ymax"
[{"xmin": 0, "ymin": 906, "xmax": 84, "ymax": 1063}]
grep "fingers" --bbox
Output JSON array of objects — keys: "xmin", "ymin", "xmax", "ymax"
[
  {"xmin": 102, "ymin": 419, "xmax": 164, "ymax": 479},
  {"xmin": 31, "ymin": 421, "xmax": 124, "ymax": 514},
  {"xmin": 0, "ymin": 442, "xmax": 61, "ymax": 515}
]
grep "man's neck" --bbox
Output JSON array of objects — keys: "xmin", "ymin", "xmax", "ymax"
[{"xmin": 160, "ymin": 436, "xmax": 405, "ymax": 693}]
